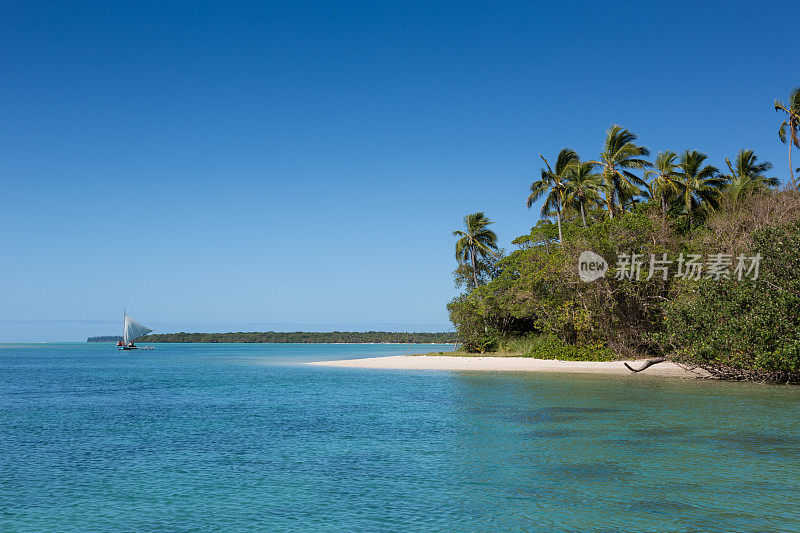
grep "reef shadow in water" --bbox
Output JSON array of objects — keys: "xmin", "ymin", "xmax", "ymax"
[
  {"xmin": 500, "ymin": 406, "xmax": 621, "ymax": 424},
  {"xmin": 540, "ymin": 461, "xmax": 628, "ymax": 481},
  {"xmin": 712, "ymin": 431, "xmax": 800, "ymax": 457},
  {"xmin": 633, "ymin": 427, "xmax": 692, "ymax": 438},
  {"xmin": 519, "ymin": 428, "xmax": 575, "ymax": 439}
]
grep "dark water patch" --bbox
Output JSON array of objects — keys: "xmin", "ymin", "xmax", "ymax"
[
  {"xmin": 540, "ymin": 461, "xmax": 627, "ymax": 481},
  {"xmin": 733, "ymin": 480, "xmax": 800, "ymax": 494},
  {"xmin": 316, "ymin": 452, "xmax": 397, "ymax": 480},
  {"xmin": 713, "ymin": 431, "xmax": 800, "ymax": 456},
  {"xmin": 501, "ymin": 406, "xmax": 620, "ymax": 424},
  {"xmin": 634, "ymin": 480, "xmax": 707, "ymax": 498},
  {"xmin": 519, "ymin": 428, "xmax": 574, "ymax": 439},
  {"xmin": 633, "ymin": 427, "xmax": 691, "ymax": 438},
  {"xmin": 620, "ymin": 499, "xmax": 700, "ymax": 514},
  {"xmin": 546, "ymin": 407, "xmax": 619, "ymax": 414},
  {"xmin": 504, "ymin": 483, "xmax": 545, "ymax": 499},
  {"xmin": 599, "ymin": 437, "xmax": 652, "ymax": 449}
]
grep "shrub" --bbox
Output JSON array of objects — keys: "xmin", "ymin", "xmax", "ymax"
[
  {"xmin": 515, "ymin": 334, "xmax": 618, "ymax": 361},
  {"xmin": 666, "ymin": 223, "xmax": 800, "ymax": 379}
]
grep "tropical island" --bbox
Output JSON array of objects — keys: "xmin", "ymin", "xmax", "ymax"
[
  {"xmin": 89, "ymin": 331, "xmax": 456, "ymax": 344},
  {"xmin": 439, "ymin": 87, "xmax": 800, "ymax": 382},
  {"xmin": 87, "ymin": 336, "xmax": 125, "ymax": 343}
]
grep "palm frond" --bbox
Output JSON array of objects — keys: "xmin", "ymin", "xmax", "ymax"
[{"xmin": 554, "ymin": 148, "xmax": 579, "ymax": 175}]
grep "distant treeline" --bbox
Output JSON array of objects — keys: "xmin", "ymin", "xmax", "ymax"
[
  {"xmin": 87, "ymin": 336, "xmax": 123, "ymax": 342},
  {"xmin": 89, "ymin": 331, "xmax": 457, "ymax": 343}
]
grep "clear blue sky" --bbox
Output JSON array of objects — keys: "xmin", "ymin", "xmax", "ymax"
[{"xmin": 1, "ymin": 1, "xmax": 797, "ymax": 341}]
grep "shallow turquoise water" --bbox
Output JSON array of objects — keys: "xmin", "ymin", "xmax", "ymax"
[{"xmin": 2, "ymin": 343, "xmax": 800, "ymax": 531}]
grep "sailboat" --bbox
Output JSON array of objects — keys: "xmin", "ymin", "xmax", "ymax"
[{"xmin": 117, "ymin": 311, "xmax": 153, "ymax": 350}]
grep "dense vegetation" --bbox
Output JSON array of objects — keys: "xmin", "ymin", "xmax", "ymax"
[
  {"xmin": 449, "ymin": 87, "xmax": 800, "ymax": 381},
  {"xmin": 131, "ymin": 331, "xmax": 456, "ymax": 344}
]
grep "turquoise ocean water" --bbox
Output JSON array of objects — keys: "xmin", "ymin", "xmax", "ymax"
[{"xmin": 2, "ymin": 342, "xmax": 800, "ymax": 531}]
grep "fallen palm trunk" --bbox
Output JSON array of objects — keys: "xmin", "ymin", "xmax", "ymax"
[{"xmin": 624, "ymin": 357, "xmax": 667, "ymax": 373}]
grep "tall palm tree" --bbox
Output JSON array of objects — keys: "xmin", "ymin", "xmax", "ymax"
[
  {"xmin": 563, "ymin": 161, "xmax": 603, "ymax": 227},
  {"xmin": 723, "ymin": 149, "xmax": 779, "ymax": 209},
  {"xmin": 676, "ymin": 150, "xmax": 726, "ymax": 225},
  {"xmin": 527, "ymin": 149, "xmax": 578, "ymax": 243},
  {"xmin": 593, "ymin": 125, "xmax": 651, "ymax": 218},
  {"xmin": 775, "ymin": 87, "xmax": 800, "ymax": 188},
  {"xmin": 453, "ymin": 212, "xmax": 498, "ymax": 288},
  {"xmin": 644, "ymin": 151, "xmax": 682, "ymax": 219}
]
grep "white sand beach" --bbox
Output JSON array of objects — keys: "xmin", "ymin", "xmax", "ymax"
[{"xmin": 307, "ymin": 355, "xmax": 709, "ymax": 378}]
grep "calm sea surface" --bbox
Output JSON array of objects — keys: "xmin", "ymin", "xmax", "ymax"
[{"xmin": 2, "ymin": 343, "xmax": 800, "ymax": 532}]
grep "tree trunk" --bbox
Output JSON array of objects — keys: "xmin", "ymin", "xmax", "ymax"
[
  {"xmin": 624, "ymin": 357, "xmax": 667, "ymax": 373},
  {"xmin": 471, "ymin": 244, "xmax": 488, "ymax": 334},
  {"xmin": 791, "ymin": 137, "xmax": 796, "ymax": 189},
  {"xmin": 661, "ymin": 196, "xmax": 667, "ymax": 220},
  {"xmin": 580, "ymin": 203, "xmax": 586, "ymax": 227},
  {"xmin": 556, "ymin": 200, "xmax": 563, "ymax": 244},
  {"xmin": 470, "ymin": 245, "xmax": 479, "ymax": 288},
  {"xmin": 606, "ymin": 168, "xmax": 615, "ymax": 219},
  {"xmin": 607, "ymin": 188, "xmax": 615, "ymax": 219}
]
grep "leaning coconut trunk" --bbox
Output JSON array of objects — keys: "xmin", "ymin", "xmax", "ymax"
[
  {"xmin": 556, "ymin": 200, "xmax": 563, "ymax": 244},
  {"xmin": 470, "ymin": 245, "xmax": 479, "ymax": 288},
  {"xmin": 606, "ymin": 184, "xmax": 616, "ymax": 219},
  {"xmin": 624, "ymin": 357, "xmax": 667, "ymax": 373}
]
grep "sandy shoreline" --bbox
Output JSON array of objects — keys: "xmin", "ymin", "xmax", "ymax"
[{"xmin": 307, "ymin": 355, "xmax": 709, "ymax": 378}]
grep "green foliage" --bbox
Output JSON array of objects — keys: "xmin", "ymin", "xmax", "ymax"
[
  {"xmin": 453, "ymin": 212, "xmax": 499, "ymax": 289},
  {"xmin": 722, "ymin": 148, "xmax": 779, "ymax": 209},
  {"xmin": 645, "ymin": 151, "xmax": 681, "ymax": 217},
  {"xmin": 563, "ymin": 160, "xmax": 604, "ymax": 226},
  {"xmin": 521, "ymin": 335, "xmax": 617, "ymax": 361},
  {"xmin": 449, "ymin": 210, "xmax": 678, "ymax": 357},
  {"xmin": 666, "ymin": 224, "xmax": 800, "ymax": 376},
  {"xmin": 775, "ymin": 87, "xmax": 800, "ymax": 187},
  {"xmin": 452, "ymin": 250, "xmax": 505, "ymax": 290},
  {"xmin": 527, "ymin": 149, "xmax": 579, "ymax": 217},
  {"xmin": 675, "ymin": 150, "xmax": 726, "ymax": 223},
  {"xmin": 501, "ymin": 334, "xmax": 616, "ymax": 361},
  {"xmin": 596, "ymin": 125, "xmax": 652, "ymax": 216}
]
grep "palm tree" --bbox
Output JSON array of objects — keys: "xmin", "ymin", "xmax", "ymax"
[
  {"xmin": 594, "ymin": 125, "xmax": 651, "ymax": 218},
  {"xmin": 527, "ymin": 149, "xmax": 578, "ymax": 244},
  {"xmin": 723, "ymin": 149, "xmax": 779, "ymax": 208},
  {"xmin": 775, "ymin": 87, "xmax": 800, "ymax": 188},
  {"xmin": 453, "ymin": 212, "xmax": 499, "ymax": 288},
  {"xmin": 676, "ymin": 150, "xmax": 726, "ymax": 225},
  {"xmin": 644, "ymin": 151, "xmax": 682, "ymax": 219},
  {"xmin": 563, "ymin": 161, "xmax": 603, "ymax": 227}
]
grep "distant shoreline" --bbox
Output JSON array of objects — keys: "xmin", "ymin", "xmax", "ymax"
[
  {"xmin": 86, "ymin": 341, "xmax": 453, "ymax": 345},
  {"xmin": 88, "ymin": 331, "xmax": 457, "ymax": 344}
]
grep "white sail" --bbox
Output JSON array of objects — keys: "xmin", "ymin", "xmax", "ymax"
[{"xmin": 123, "ymin": 314, "xmax": 153, "ymax": 343}]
